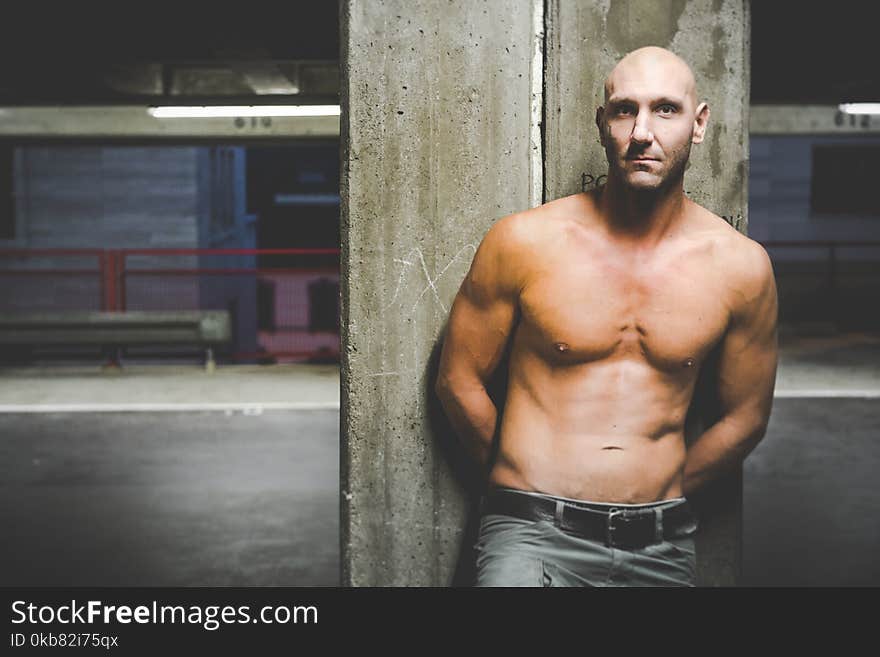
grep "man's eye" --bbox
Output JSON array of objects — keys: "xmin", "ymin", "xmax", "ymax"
[
  {"xmin": 616, "ymin": 106, "xmax": 634, "ymax": 115},
  {"xmin": 658, "ymin": 105, "xmax": 676, "ymax": 114}
]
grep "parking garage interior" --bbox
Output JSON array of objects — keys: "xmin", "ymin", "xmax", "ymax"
[{"xmin": 1, "ymin": 2, "xmax": 878, "ymax": 587}]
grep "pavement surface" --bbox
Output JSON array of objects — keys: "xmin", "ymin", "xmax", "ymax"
[
  {"xmin": 0, "ymin": 409, "xmax": 339, "ymax": 586},
  {"xmin": 1, "ymin": 332, "xmax": 877, "ymax": 586}
]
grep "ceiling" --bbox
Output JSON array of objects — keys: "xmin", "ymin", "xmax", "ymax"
[
  {"xmin": 0, "ymin": 3, "xmax": 340, "ymax": 104},
  {"xmin": 0, "ymin": 3, "xmax": 874, "ymax": 105},
  {"xmin": 751, "ymin": 2, "xmax": 879, "ymax": 104}
]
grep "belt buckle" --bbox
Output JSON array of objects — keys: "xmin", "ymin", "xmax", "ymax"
[{"xmin": 606, "ymin": 508, "xmax": 634, "ymax": 547}]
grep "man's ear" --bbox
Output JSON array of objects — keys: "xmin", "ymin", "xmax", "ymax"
[
  {"xmin": 692, "ymin": 102, "xmax": 710, "ymax": 144},
  {"xmin": 596, "ymin": 106, "xmax": 606, "ymax": 147}
]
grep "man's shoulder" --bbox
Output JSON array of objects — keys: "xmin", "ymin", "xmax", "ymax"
[
  {"xmin": 728, "ymin": 234, "xmax": 775, "ymax": 311},
  {"xmin": 689, "ymin": 203, "xmax": 769, "ymax": 262},
  {"xmin": 482, "ymin": 193, "xmax": 588, "ymax": 250},
  {"xmin": 687, "ymin": 205, "xmax": 775, "ymax": 313}
]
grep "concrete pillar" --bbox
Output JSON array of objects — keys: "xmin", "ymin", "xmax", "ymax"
[
  {"xmin": 341, "ymin": 0, "xmax": 542, "ymax": 586},
  {"xmin": 342, "ymin": 0, "xmax": 750, "ymax": 586},
  {"xmin": 543, "ymin": 0, "xmax": 750, "ymax": 586}
]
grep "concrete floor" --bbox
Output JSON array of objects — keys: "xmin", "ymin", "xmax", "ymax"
[
  {"xmin": 0, "ymin": 409, "xmax": 338, "ymax": 586},
  {"xmin": 743, "ymin": 329, "xmax": 880, "ymax": 586},
  {"xmin": 0, "ymin": 363, "xmax": 340, "ymax": 408},
  {"xmin": 0, "ymin": 332, "xmax": 877, "ymax": 586},
  {"xmin": 775, "ymin": 329, "xmax": 880, "ymax": 394},
  {"xmin": 0, "ymin": 364, "xmax": 340, "ymax": 587},
  {"xmin": 743, "ymin": 398, "xmax": 880, "ymax": 586}
]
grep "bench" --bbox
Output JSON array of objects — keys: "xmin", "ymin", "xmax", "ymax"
[{"xmin": 0, "ymin": 310, "xmax": 231, "ymax": 371}]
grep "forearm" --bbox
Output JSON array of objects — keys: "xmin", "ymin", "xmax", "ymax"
[
  {"xmin": 683, "ymin": 414, "xmax": 767, "ymax": 496},
  {"xmin": 436, "ymin": 379, "xmax": 499, "ymax": 469}
]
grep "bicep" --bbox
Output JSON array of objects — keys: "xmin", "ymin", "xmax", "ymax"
[
  {"xmin": 439, "ymin": 280, "xmax": 517, "ymax": 383},
  {"xmin": 438, "ymin": 225, "xmax": 521, "ymax": 385},
  {"xmin": 716, "ymin": 246, "xmax": 779, "ymax": 428}
]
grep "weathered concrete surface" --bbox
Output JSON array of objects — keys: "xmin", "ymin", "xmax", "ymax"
[
  {"xmin": 543, "ymin": 0, "xmax": 751, "ymax": 585},
  {"xmin": 341, "ymin": 0, "xmax": 540, "ymax": 586}
]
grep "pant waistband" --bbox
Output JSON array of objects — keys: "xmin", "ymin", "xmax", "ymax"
[
  {"xmin": 489, "ymin": 486, "xmax": 688, "ymax": 512},
  {"xmin": 481, "ymin": 487, "xmax": 697, "ymax": 548}
]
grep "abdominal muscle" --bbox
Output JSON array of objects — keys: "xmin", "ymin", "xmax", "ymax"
[{"xmin": 488, "ymin": 357, "xmax": 693, "ymax": 504}]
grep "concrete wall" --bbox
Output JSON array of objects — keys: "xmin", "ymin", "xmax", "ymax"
[
  {"xmin": 750, "ymin": 134, "xmax": 880, "ymax": 328},
  {"xmin": 0, "ymin": 146, "xmax": 199, "ymax": 312},
  {"xmin": 8, "ymin": 146, "xmax": 199, "ymax": 249},
  {"xmin": 750, "ymin": 135, "xmax": 880, "ymax": 247},
  {"xmin": 342, "ymin": 0, "xmax": 750, "ymax": 586}
]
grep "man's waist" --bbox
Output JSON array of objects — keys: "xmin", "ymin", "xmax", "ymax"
[
  {"xmin": 487, "ymin": 485, "xmax": 686, "ymax": 508},
  {"xmin": 488, "ymin": 454, "xmax": 686, "ymax": 502},
  {"xmin": 480, "ymin": 486, "xmax": 698, "ymax": 548}
]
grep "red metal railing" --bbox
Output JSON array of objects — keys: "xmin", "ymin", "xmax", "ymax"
[{"xmin": 0, "ymin": 247, "xmax": 340, "ymax": 363}]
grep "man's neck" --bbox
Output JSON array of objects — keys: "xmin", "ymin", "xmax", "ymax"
[{"xmin": 596, "ymin": 175, "xmax": 688, "ymax": 250}]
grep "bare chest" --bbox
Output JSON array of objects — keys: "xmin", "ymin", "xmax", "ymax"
[{"xmin": 518, "ymin": 250, "xmax": 731, "ymax": 372}]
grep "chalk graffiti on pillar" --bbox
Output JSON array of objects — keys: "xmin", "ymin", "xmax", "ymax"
[
  {"xmin": 380, "ymin": 243, "xmax": 478, "ymax": 315},
  {"xmin": 834, "ymin": 111, "xmax": 871, "ymax": 129},
  {"xmin": 581, "ymin": 173, "xmax": 607, "ymax": 191}
]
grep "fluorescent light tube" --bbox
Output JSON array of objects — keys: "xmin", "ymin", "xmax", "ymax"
[
  {"xmin": 147, "ymin": 105, "xmax": 341, "ymax": 118},
  {"xmin": 838, "ymin": 103, "xmax": 880, "ymax": 115}
]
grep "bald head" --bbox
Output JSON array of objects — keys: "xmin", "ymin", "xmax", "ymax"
[
  {"xmin": 604, "ymin": 47, "xmax": 697, "ymax": 109},
  {"xmin": 596, "ymin": 46, "xmax": 711, "ymax": 193}
]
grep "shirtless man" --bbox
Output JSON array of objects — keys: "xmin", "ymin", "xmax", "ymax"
[{"xmin": 435, "ymin": 46, "xmax": 778, "ymax": 587}]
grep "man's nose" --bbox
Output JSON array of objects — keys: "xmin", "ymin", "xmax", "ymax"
[{"xmin": 630, "ymin": 112, "xmax": 653, "ymax": 144}]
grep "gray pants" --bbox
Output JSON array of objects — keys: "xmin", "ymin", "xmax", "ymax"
[{"xmin": 474, "ymin": 489, "xmax": 699, "ymax": 587}]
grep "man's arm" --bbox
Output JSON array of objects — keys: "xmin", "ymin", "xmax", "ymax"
[
  {"xmin": 682, "ymin": 241, "xmax": 779, "ymax": 496},
  {"xmin": 435, "ymin": 216, "xmax": 525, "ymax": 470}
]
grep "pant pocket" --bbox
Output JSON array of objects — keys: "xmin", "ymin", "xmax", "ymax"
[
  {"xmin": 474, "ymin": 514, "xmax": 547, "ymax": 551},
  {"xmin": 474, "ymin": 553, "xmax": 545, "ymax": 587},
  {"xmin": 540, "ymin": 560, "xmax": 594, "ymax": 587},
  {"xmin": 637, "ymin": 538, "xmax": 697, "ymax": 586}
]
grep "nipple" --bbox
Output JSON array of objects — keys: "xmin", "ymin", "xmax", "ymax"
[
  {"xmin": 554, "ymin": 342, "xmax": 570, "ymax": 353},
  {"xmin": 683, "ymin": 357, "xmax": 695, "ymax": 368}
]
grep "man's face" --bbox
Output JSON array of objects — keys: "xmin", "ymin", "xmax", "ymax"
[{"xmin": 596, "ymin": 53, "xmax": 708, "ymax": 192}]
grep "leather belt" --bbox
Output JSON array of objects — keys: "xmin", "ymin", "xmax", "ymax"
[{"xmin": 482, "ymin": 488, "xmax": 697, "ymax": 549}]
